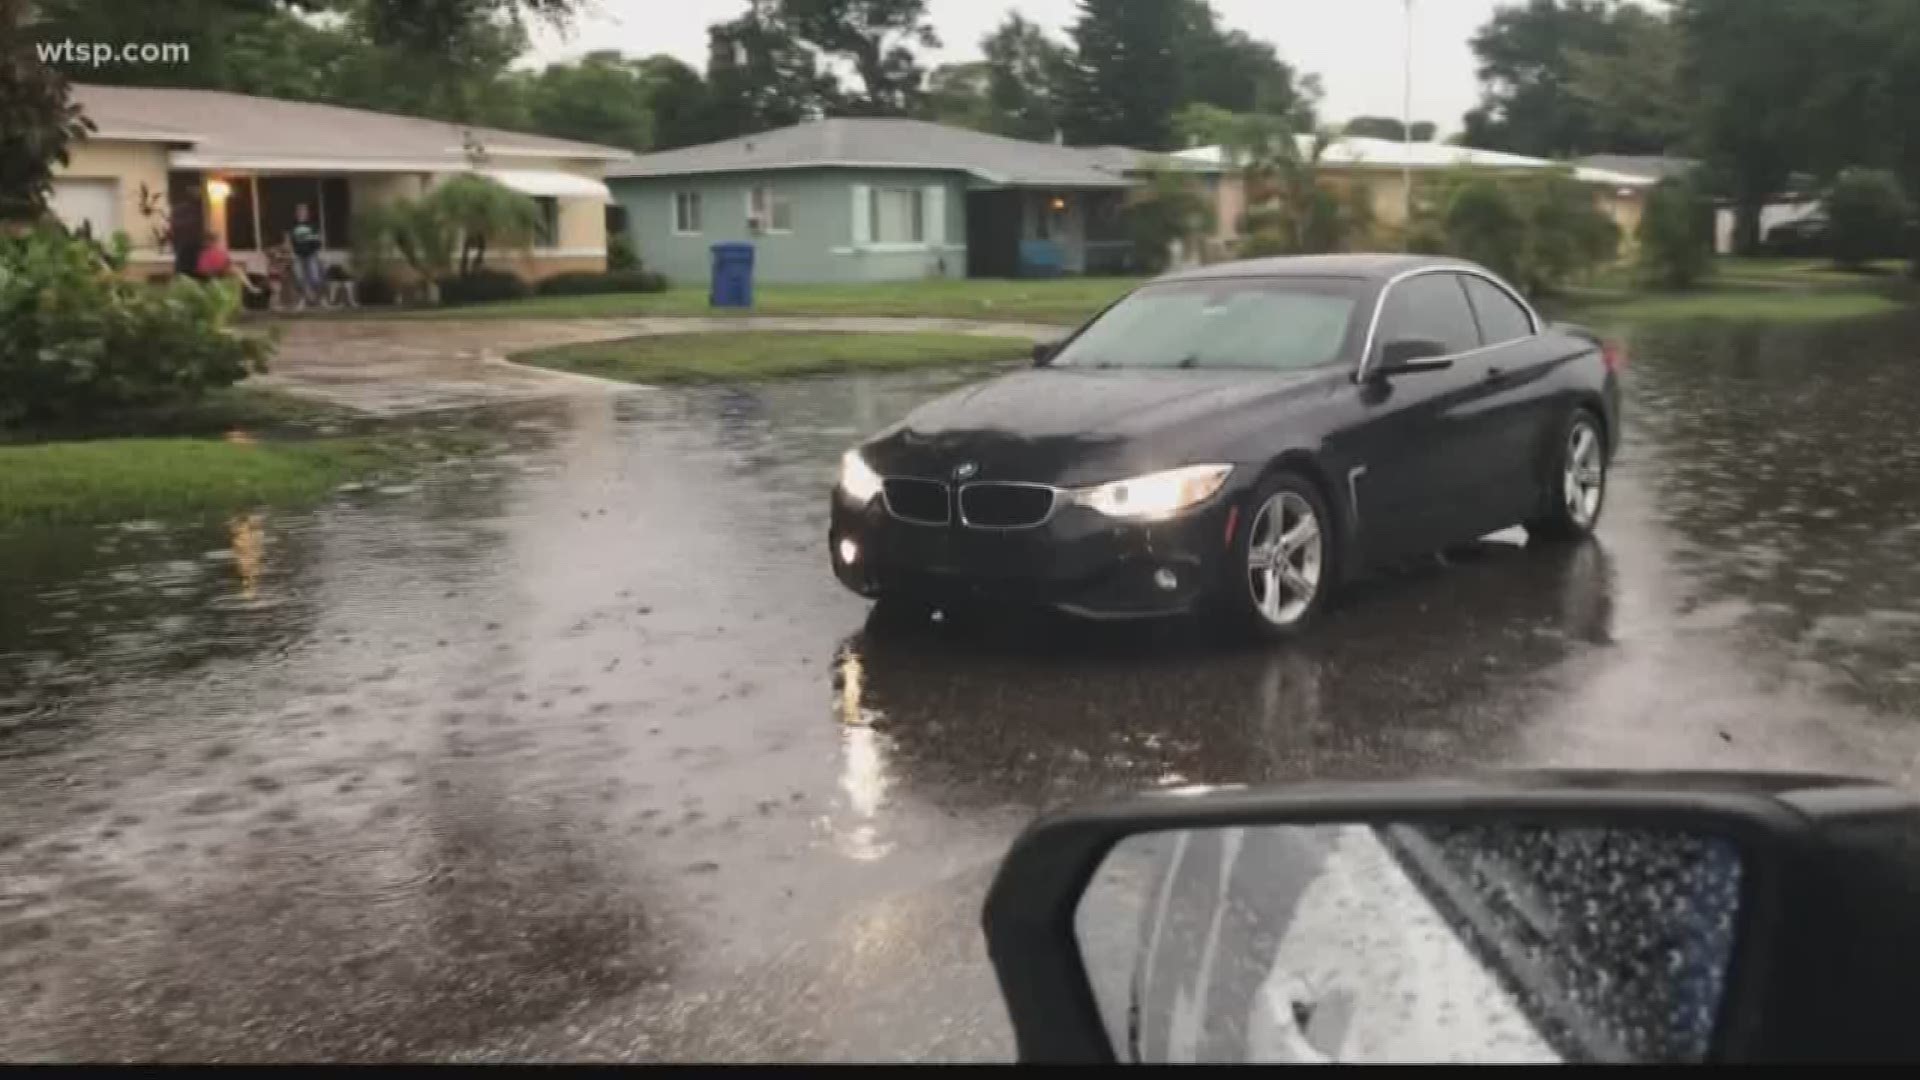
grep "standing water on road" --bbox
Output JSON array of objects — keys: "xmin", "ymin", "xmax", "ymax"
[{"xmin": 8, "ymin": 318, "xmax": 1920, "ymax": 1060}]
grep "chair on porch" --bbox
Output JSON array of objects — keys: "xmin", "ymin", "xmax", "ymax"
[{"xmin": 1018, "ymin": 239, "xmax": 1065, "ymax": 278}]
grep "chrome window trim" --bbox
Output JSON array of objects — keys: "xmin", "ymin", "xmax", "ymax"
[
  {"xmin": 957, "ymin": 480, "xmax": 1061, "ymax": 530},
  {"xmin": 1353, "ymin": 265, "xmax": 1540, "ymax": 384},
  {"xmin": 880, "ymin": 476, "xmax": 951, "ymax": 527}
]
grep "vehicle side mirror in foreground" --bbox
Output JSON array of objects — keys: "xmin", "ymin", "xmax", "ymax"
[
  {"xmin": 1032, "ymin": 341, "xmax": 1057, "ymax": 366},
  {"xmin": 1373, "ymin": 337, "xmax": 1453, "ymax": 378},
  {"xmin": 982, "ymin": 770, "xmax": 1920, "ymax": 1063}
]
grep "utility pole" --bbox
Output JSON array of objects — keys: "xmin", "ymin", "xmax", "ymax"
[{"xmin": 1402, "ymin": 0, "xmax": 1415, "ymax": 250}]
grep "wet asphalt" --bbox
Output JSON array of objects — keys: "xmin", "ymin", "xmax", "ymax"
[{"xmin": 8, "ymin": 315, "xmax": 1920, "ymax": 1061}]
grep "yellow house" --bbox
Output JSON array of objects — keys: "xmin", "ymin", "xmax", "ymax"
[
  {"xmin": 1172, "ymin": 136, "xmax": 1659, "ymax": 262},
  {"xmin": 51, "ymin": 83, "xmax": 633, "ymax": 281}
]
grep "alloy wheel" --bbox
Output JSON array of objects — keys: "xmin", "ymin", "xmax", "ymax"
[
  {"xmin": 1247, "ymin": 490, "xmax": 1323, "ymax": 627},
  {"xmin": 1564, "ymin": 421, "xmax": 1605, "ymax": 527}
]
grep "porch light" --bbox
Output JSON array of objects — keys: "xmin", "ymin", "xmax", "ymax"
[
  {"xmin": 1049, "ymin": 196, "xmax": 1067, "ymax": 212},
  {"xmin": 206, "ymin": 178, "xmax": 232, "ymax": 201}
]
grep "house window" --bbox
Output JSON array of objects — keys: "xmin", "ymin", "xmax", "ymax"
[
  {"xmin": 749, "ymin": 184, "xmax": 793, "ymax": 233},
  {"xmin": 674, "ymin": 190, "xmax": 702, "ymax": 235},
  {"xmin": 870, "ymin": 187, "xmax": 924, "ymax": 244},
  {"xmin": 534, "ymin": 196, "xmax": 559, "ymax": 248}
]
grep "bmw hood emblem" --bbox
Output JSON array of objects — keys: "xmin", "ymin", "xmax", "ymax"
[{"xmin": 953, "ymin": 461, "xmax": 979, "ymax": 481}]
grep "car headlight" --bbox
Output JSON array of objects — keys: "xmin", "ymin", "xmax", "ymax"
[
  {"xmin": 838, "ymin": 449, "xmax": 884, "ymax": 504},
  {"xmin": 1070, "ymin": 464, "xmax": 1233, "ymax": 520}
]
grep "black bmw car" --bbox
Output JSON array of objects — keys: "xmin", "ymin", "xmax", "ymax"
[{"xmin": 829, "ymin": 254, "xmax": 1621, "ymax": 639}]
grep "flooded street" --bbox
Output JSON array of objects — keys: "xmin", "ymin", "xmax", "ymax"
[{"xmin": 8, "ymin": 315, "xmax": 1920, "ymax": 1060}]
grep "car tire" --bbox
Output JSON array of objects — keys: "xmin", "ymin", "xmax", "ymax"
[
  {"xmin": 1526, "ymin": 408, "xmax": 1607, "ymax": 542},
  {"xmin": 1219, "ymin": 470, "xmax": 1335, "ymax": 641}
]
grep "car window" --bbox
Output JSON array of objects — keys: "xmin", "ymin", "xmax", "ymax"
[
  {"xmin": 1461, "ymin": 275, "xmax": 1534, "ymax": 345},
  {"xmin": 1050, "ymin": 278, "xmax": 1362, "ymax": 372},
  {"xmin": 1375, "ymin": 273, "xmax": 1480, "ymax": 357}
]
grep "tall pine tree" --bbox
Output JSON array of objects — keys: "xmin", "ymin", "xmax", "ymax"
[{"xmin": 1059, "ymin": 0, "xmax": 1183, "ymax": 149}]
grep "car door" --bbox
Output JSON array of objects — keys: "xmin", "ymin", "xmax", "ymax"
[
  {"xmin": 1457, "ymin": 273, "xmax": 1558, "ymax": 527},
  {"xmin": 1335, "ymin": 271, "xmax": 1496, "ymax": 563}
]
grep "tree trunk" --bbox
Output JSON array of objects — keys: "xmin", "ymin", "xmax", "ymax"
[{"xmin": 1733, "ymin": 194, "xmax": 1765, "ymax": 256}]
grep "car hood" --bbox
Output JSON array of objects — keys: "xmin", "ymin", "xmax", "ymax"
[{"xmin": 861, "ymin": 365, "xmax": 1333, "ymax": 486}]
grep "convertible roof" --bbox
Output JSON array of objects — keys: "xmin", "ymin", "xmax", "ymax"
[{"xmin": 1156, "ymin": 253, "xmax": 1475, "ymax": 283}]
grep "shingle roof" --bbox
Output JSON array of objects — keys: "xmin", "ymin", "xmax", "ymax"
[
  {"xmin": 607, "ymin": 118, "xmax": 1146, "ymax": 187},
  {"xmin": 1177, "ymin": 137, "xmax": 1661, "ymax": 187},
  {"xmin": 71, "ymin": 84, "xmax": 632, "ymax": 166},
  {"xmin": 1572, "ymin": 155, "xmax": 1699, "ymax": 182}
]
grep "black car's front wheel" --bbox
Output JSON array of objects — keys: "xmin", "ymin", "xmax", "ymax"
[
  {"xmin": 1221, "ymin": 471, "xmax": 1333, "ymax": 641},
  {"xmin": 1527, "ymin": 409, "xmax": 1607, "ymax": 542}
]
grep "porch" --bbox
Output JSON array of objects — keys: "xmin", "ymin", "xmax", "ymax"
[
  {"xmin": 165, "ymin": 167, "xmax": 608, "ymax": 281},
  {"xmin": 963, "ymin": 186, "xmax": 1135, "ymax": 278}
]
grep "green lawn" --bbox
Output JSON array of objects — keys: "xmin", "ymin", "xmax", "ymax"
[
  {"xmin": 516, "ymin": 330, "xmax": 1033, "ymax": 384},
  {"xmin": 0, "ymin": 437, "xmax": 392, "ymax": 526},
  {"xmin": 378, "ymin": 258, "xmax": 1919, "ymax": 332},
  {"xmin": 396, "ymin": 277, "xmax": 1140, "ymax": 326},
  {"xmin": 1556, "ymin": 285, "xmax": 1906, "ymax": 325},
  {"xmin": 1714, "ymin": 256, "xmax": 1907, "ymax": 286}
]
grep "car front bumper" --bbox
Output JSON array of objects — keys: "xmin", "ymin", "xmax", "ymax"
[{"xmin": 828, "ymin": 485, "xmax": 1238, "ymax": 620}]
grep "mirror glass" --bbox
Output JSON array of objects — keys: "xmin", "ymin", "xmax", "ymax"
[{"xmin": 1075, "ymin": 820, "xmax": 1744, "ymax": 1064}]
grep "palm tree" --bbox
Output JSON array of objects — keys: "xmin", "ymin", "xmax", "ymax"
[
  {"xmin": 429, "ymin": 175, "xmax": 542, "ymax": 276},
  {"xmin": 1237, "ymin": 128, "xmax": 1375, "ymax": 257}
]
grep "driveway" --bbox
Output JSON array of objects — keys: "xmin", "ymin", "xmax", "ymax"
[
  {"xmin": 249, "ymin": 316, "xmax": 1063, "ymax": 416},
  {"xmin": 5, "ymin": 314, "xmax": 1920, "ymax": 1060}
]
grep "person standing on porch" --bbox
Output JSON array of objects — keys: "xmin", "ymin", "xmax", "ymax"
[{"xmin": 287, "ymin": 203, "xmax": 324, "ymax": 306}]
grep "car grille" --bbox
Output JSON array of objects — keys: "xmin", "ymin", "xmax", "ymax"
[
  {"xmin": 958, "ymin": 483, "xmax": 1056, "ymax": 529},
  {"xmin": 882, "ymin": 478, "xmax": 950, "ymax": 525}
]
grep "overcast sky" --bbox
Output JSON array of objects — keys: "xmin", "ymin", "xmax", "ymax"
[{"xmin": 527, "ymin": 0, "xmax": 1504, "ymax": 136}]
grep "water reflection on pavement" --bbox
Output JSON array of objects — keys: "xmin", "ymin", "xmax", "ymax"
[{"xmin": 6, "ymin": 317, "xmax": 1920, "ymax": 1060}]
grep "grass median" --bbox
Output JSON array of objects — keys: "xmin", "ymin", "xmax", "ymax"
[
  {"xmin": 515, "ymin": 330, "xmax": 1034, "ymax": 385},
  {"xmin": 0, "ymin": 436, "xmax": 393, "ymax": 527},
  {"xmin": 1557, "ymin": 287, "xmax": 1906, "ymax": 326}
]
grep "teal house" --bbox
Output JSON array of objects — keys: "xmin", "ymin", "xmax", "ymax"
[{"xmin": 606, "ymin": 118, "xmax": 1185, "ymax": 284}]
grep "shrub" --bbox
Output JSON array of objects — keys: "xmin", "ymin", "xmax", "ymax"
[
  {"xmin": 435, "ymin": 268, "xmax": 529, "ymax": 305},
  {"xmin": 1520, "ymin": 172, "xmax": 1620, "ymax": 293},
  {"xmin": 1636, "ymin": 178, "xmax": 1714, "ymax": 289},
  {"xmin": 607, "ymin": 230, "xmax": 639, "ymax": 272},
  {"xmin": 1411, "ymin": 168, "xmax": 1622, "ymax": 295},
  {"xmin": 1439, "ymin": 178, "xmax": 1528, "ymax": 285},
  {"xmin": 534, "ymin": 269, "xmax": 668, "ymax": 296},
  {"xmin": 1123, "ymin": 165, "xmax": 1213, "ymax": 273},
  {"xmin": 354, "ymin": 200, "xmax": 455, "ymax": 293},
  {"xmin": 431, "ymin": 174, "xmax": 541, "ymax": 275},
  {"xmin": 356, "ymin": 271, "xmax": 400, "ymax": 306},
  {"xmin": 0, "ymin": 225, "xmax": 270, "ymax": 427},
  {"xmin": 1825, "ymin": 168, "xmax": 1911, "ymax": 269}
]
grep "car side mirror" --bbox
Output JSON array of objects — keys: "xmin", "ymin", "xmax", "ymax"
[
  {"xmin": 1032, "ymin": 341, "xmax": 1057, "ymax": 367},
  {"xmin": 982, "ymin": 770, "xmax": 1920, "ymax": 1063},
  {"xmin": 1372, "ymin": 337, "xmax": 1453, "ymax": 379}
]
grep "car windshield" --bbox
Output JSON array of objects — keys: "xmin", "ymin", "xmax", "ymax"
[{"xmin": 1050, "ymin": 277, "xmax": 1362, "ymax": 372}]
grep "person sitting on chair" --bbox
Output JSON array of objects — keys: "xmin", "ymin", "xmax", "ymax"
[{"xmin": 195, "ymin": 231, "xmax": 265, "ymax": 299}]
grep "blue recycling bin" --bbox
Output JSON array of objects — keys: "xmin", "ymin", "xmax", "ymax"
[{"xmin": 709, "ymin": 242, "xmax": 755, "ymax": 309}]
